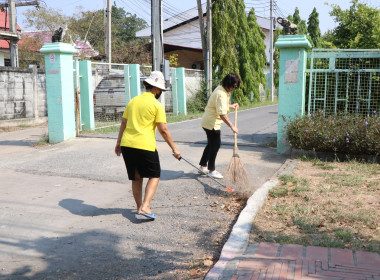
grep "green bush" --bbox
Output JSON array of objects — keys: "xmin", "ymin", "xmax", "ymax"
[
  {"xmin": 284, "ymin": 111, "xmax": 380, "ymax": 156},
  {"xmin": 186, "ymin": 85, "xmax": 208, "ymax": 114}
]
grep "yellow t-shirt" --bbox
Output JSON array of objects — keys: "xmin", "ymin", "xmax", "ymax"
[
  {"xmin": 201, "ymin": 85, "xmax": 230, "ymax": 130},
  {"xmin": 120, "ymin": 92, "xmax": 166, "ymax": 151}
]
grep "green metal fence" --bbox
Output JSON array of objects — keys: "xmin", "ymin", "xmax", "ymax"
[{"xmin": 306, "ymin": 49, "xmax": 380, "ymax": 117}]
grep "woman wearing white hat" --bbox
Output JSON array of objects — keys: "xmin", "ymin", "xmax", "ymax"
[{"xmin": 115, "ymin": 71, "xmax": 181, "ymax": 220}]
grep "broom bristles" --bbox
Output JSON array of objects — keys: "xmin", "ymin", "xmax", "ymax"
[{"xmin": 224, "ymin": 150, "xmax": 251, "ymax": 195}]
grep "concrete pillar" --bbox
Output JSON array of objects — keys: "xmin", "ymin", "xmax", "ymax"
[
  {"xmin": 32, "ymin": 65, "xmax": 39, "ymax": 120},
  {"xmin": 171, "ymin": 68, "xmax": 178, "ymax": 115},
  {"xmin": 40, "ymin": 43, "xmax": 77, "ymax": 143},
  {"xmin": 124, "ymin": 64, "xmax": 141, "ymax": 104},
  {"xmin": 79, "ymin": 60, "xmax": 95, "ymax": 130},
  {"xmin": 275, "ymin": 35, "xmax": 311, "ymax": 153},
  {"xmin": 176, "ymin": 67, "xmax": 187, "ymax": 115}
]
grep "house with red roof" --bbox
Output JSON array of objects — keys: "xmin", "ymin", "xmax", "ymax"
[{"xmin": 0, "ymin": 10, "xmax": 21, "ymax": 66}]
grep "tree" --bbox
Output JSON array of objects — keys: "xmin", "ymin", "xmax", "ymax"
[
  {"xmin": 307, "ymin": 8, "xmax": 321, "ymax": 48},
  {"xmin": 68, "ymin": 9, "xmax": 106, "ymax": 53},
  {"xmin": 293, "ymin": 8, "xmax": 308, "ymax": 35},
  {"xmin": 24, "ymin": 5, "xmax": 149, "ymax": 63},
  {"xmin": 273, "ymin": 28, "xmax": 281, "ymax": 88},
  {"xmin": 22, "ymin": 8, "xmax": 70, "ymax": 36},
  {"xmin": 111, "ymin": 4, "xmax": 148, "ymax": 49},
  {"xmin": 18, "ymin": 35, "xmax": 44, "ymax": 67},
  {"xmin": 212, "ymin": 0, "xmax": 239, "ymax": 81},
  {"xmin": 246, "ymin": 8, "xmax": 267, "ymax": 101},
  {"xmin": 328, "ymin": 0, "xmax": 380, "ymax": 49},
  {"xmin": 235, "ymin": 1, "xmax": 254, "ymax": 103},
  {"xmin": 321, "ymin": 30, "xmax": 337, "ymax": 49},
  {"xmin": 212, "ymin": 0, "xmax": 267, "ymax": 103},
  {"xmin": 68, "ymin": 4, "xmax": 148, "ymax": 57}
]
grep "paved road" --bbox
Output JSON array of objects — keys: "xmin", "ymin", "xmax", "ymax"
[
  {"xmin": 0, "ymin": 105, "xmax": 287, "ymax": 279},
  {"xmin": 158, "ymin": 104, "xmax": 279, "ymax": 146},
  {"xmin": 94, "ymin": 104, "xmax": 278, "ymax": 147}
]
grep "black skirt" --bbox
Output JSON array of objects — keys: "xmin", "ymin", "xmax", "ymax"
[{"xmin": 121, "ymin": 146, "xmax": 161, "ymax": 180}]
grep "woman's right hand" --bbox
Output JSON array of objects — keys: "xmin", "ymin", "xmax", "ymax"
[
  {"xmin": 172, "ymin": 148, "xmax": 181, "ymax": 159},
  {"xmin": 115, "ymin": 143, "xmax": 121, "ymax": 156}
]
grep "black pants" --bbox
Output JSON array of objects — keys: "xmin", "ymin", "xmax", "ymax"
[{"xmin": 199, "ymin": 128, "xmax": 221, "ymax": 171}]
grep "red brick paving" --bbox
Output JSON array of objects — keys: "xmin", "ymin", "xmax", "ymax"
[
  {"xmin": 230, "ymin": 243, "xmax": 380, "ymax": 280},
  {"xmin": 255, "ymin": 242, "xmax": 280, "ymax": 258},
  {"xmin": 330, "ymin": 248, "xmax": 355, "ymax": 266}
]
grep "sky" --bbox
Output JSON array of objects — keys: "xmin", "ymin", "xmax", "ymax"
[{"xmin": 16, "ymin": 0, "xmax": 379, "ymax": 34}]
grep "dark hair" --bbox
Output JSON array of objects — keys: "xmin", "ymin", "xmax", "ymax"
[
  {"xmin": 222, "ymin": 73, "xmax": 240, "ymax": 89},
  {"xmin": 143, "ymin": 81, "xmax": 154, "ymax": 90}
]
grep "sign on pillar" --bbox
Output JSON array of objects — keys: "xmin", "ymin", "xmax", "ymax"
[{"xmin": 40, "ymin": 43, "xmax": 77, "ymax": 143}]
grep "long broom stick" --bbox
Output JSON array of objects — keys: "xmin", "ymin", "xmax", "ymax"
[
  {"xmin": 179, "ymin": 156, "xmax": 234, "ymax": 192},
  {"xmin": 224, "ymin": 107, "xmax": 251, "ymax": 191}
]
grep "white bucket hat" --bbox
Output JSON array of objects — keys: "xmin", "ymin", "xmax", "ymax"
[{"xmin": 144, "ymin": 71, "xmax": 167, "ymax": 91}]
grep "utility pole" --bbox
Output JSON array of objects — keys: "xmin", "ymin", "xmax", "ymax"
[
  {"xmin": 105, "ymin": 0, "xmax": 112, "ymax": 68},
  {"xmin": 9, "ymin": 0, "xmax": 18, "ymax": 67},
  {"xmin": 151, "ymin": 0, "xmax": 165, "ymax": 105},
  {"xmin": 269, "ymin": 0, "xmax": 274, "ymax": 101},
  {"xmin": 206, "ymin": 0, "xmax": 212, "ymax": 97},
  {"xmin": 151, "ymin": 0, "xmax": 163, "ymax": 72}
]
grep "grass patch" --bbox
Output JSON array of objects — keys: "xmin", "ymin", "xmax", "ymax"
[
  {"xmin": 166, "ymin": 112, "xmax": 203, "ymax": 123},
  {"xmin": 33, "ymin": 133, "xmax": 50, "ymax": 146},
  {"xmin": 269, "ymin": 187, "xmax": 288, "ymax": 198},
  {"xmin": 250, "ymin": 160, "xmax": 380, "ymax": 253},
  {"xmin": 239, "ymin": 97, "xmax": 278, "ymax": 110}
]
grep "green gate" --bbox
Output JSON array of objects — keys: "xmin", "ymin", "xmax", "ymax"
[{"xmin": 306, "ymin": 49, "xmax": 380, "ymax": 117}]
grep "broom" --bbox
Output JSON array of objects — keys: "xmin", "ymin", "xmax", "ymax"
[{"xmin": 224, "ymin": 107, "xmax": 251, "ymax": 194}]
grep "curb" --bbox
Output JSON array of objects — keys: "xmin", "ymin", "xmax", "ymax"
[{"xmin": 205, "ymin": 159, "xmax": 298, "ymax": 280}]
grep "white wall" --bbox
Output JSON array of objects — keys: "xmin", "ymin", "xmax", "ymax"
[
  {"xmin": 163, "ymin": 17, "xmax": 204, "ymax": 49},
  {"xmin": 0, "ymin": 52, "xmax": 5, "ymax": 67}
]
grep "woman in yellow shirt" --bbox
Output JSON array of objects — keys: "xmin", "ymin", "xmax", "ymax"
[
  {"xmin": 115, "ymin": 71, "xmax": 181, "ymax": 220},
  {"xmin": 199, "ymin": 73, "xmax": 240, "ymax": 179}
]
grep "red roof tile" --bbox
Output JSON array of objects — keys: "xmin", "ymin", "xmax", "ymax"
[
  {"xmin": 0, "ymin": 39, "xmax": 9, "ymax": 49},
  {"xmin": 0, "ymin": 9, "xmax": 21, "ymax": 31}
]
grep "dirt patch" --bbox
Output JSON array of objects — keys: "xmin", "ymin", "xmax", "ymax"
[
  {"xmin": 172, "ymin": 194, "xmax": 248, "ymax": 279},
  {"xmin": 250, "ymin": 160, "xmax": 380, "ymax": 253},
  {"xmin": 0, "ymin": 126, "xmax": 24, "ymax": 133},
  {"xmin": 0, "ymin": 122, "xmax": 48, "ymax": 133}
]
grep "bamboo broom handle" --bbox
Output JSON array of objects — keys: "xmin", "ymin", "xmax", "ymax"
[{"xmin": 234, "ymin": 107, "xmax": 238, "ymax": 150}]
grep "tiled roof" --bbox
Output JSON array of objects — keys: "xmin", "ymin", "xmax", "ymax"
[
  {"xmin": 0, "ymin": 39, "xmax": 9, "ymax": 49},
  {"xmin": 0, "ymin": 10, "xmax": 21, "ymax": 31}
]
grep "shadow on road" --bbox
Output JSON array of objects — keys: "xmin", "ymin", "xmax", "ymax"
[
  {"xmin": 59, "ymin": 199, "xmax": 152, "ymax": 224},
  {"xmin": 0, "ymin": 229, "xmax": 191, "ymax": 279}
]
